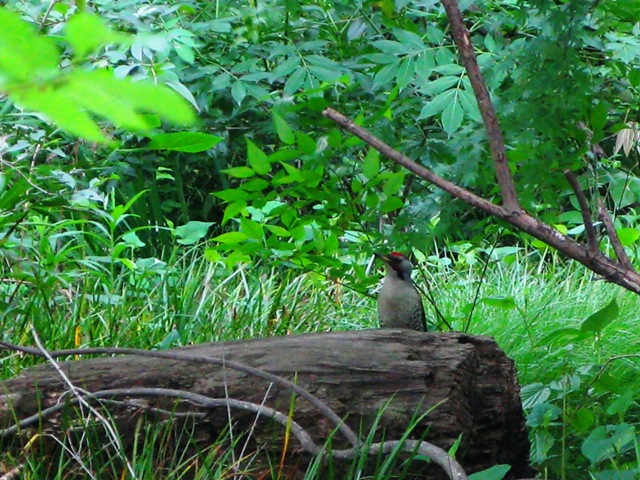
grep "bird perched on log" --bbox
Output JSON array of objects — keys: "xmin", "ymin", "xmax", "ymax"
[{"xmin": 375, "ymin": 252, "xmax": 427, "ymax": 331}]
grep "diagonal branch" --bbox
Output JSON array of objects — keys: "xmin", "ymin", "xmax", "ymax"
[
  {"xmin": 440, "ymin": 0, "xmax": 520, "ymax": 213},
  {"xmin": 322, "ymin": 107, "xmax": 640, "ymax": 295},
  {"xmin": 322, "ymin": 0, "xmax": 640, "ymax": 296}
]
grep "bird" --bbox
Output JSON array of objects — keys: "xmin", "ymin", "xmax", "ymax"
[{"xmin": 375, "ymin": 252, "xmax": 427, "ymax": 331}]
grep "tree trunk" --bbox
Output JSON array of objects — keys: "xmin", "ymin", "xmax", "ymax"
[{"xmin": 0, "ymin": 330, "xmax": 534, "ymax": 478}]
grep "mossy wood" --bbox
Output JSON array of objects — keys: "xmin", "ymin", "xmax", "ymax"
[{"xmin": 0, "ymin": 330, "xmax": 533, "ymax": 478}]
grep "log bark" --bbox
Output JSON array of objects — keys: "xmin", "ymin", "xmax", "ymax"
[{"xmin": 0, "ymin": 330, "xmax": 534, "ymax": 478}]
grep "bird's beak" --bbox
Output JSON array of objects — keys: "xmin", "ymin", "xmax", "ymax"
[{"xmin": 374, "ymin": 252, "xmax": 390, "ymax": 263}]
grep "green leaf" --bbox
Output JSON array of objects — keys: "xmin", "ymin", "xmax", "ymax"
[
  {"xmin": 362, "ymin": 148, "xmax": 380, "ymax": 180},
  {"xmin": 147, "ymin": 132, "xmax": 222, "ymax": 152},
  {"xmin": 418, "ymin": 89, "xmax": 455, "ymax": 120},
  {"xmin": 231, "ymin": 80, "xmax": 247, "ymax": 105},
  {"xmin": 13, "ymin": 85, "xmax": 105, "ymax": 142},
  {"xmin": 213, "ymin": 231, "xmax": 248, "ymax": 243},
  {"xmin": 459, "ymin": 87, "xmax": 482, "ymax": 122},
  {"xmin": 214, "ymin": 188, "xmax": 250, "ymax": 202},
  {"xmin": 0, "ymin": 8, "xmax": 59, "ymax": 83},
  {"xmin": 420, "ymin": 76, "xmax": 459, "ymax": 96},
  {"xmin": 616, "ymin": 227, "xmax": 640, "ymax": 246},
  {"xmin": 468, "ymin": 464, "xmax": 511, "ymax": 480},
  {"xmin": 66, "ymin": 13, "xmax": 122, "ymax": 60},
  {"xmin": 284, "ymin": 68, "xmax": 306, "ymax": 95},
  {"xmin": 176, "ymin": 221, "xmax": 213, "ymax": 245},
  {"xmin": 540, "ymin": 327, "xmax": 585, "ymax": 346},
  {"xmin": 372, "ymin": 39, "xmax": 409, "ymax": 55},
  {"xmin": 222, "ymin": 201, "xmax": 247, "ymax": 225},
  {"xmin": 441, "ymin": 96, "xmax": 464, "ymax": 135},
  {"xmin": 382, "ymin": 172, "xmax": 405, "ymax": 196},
  {"xmin": 241, "ymin": 178, "xmax": 269, "ymax": 192},
  {"xmin": 10, "ymin": 69, "xmax": 196, "ymax": 142},
  {"xmin": 571, "ymin": 408, "xmax": 595, "ymax": 433},
  {"xmin": 581, "ymin": 424, "xmax": 635, "ymax": 466},
  {"xmin": 606, "ymin": 389, "xmax": 635, "ymax": 416},
  {"xmin": 394, "ymin": 29, "xmax": 426, "ymax": 52},
  {"xmin": 590, "ymin": 102, "xmax": 608, "ymax": 133},
  {"xmin": 480, "ymin": 296, "xmax": 516, "ymax": 309},
  {"xmin": 373, "ymin": 62, "xmax": 400, "ymax": 87},
  {"xmin": 240, "ymin": 218, "xmax": 264, "ymax": 240},
  {"xmin": 580, "ymin": 298, "xmax": 619, "ymax": 334},
  {"xmin": 223, "ymin": 167, "xmax": 256, "ymax": 179},
  {"xmin": 272, "ymin": 111, "xmax": 295, "ymax": 144},
  {"xmin": 246, "ymin": 139, "xmax": 271, "ymax": 175},
  {"xmin": 395, "ymin": 56, "xmax": 415, "ymax": 89},
  {"xmin": 265, "ymin": 225, "xmax": 290, "ymax": 237},
  {"xmin": 380, "ymin": 196, "xmax": 404, "ymax": 213}
]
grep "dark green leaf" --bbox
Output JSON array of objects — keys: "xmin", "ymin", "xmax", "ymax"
[{"xmin": 272, "ymin": 111, "xmax": 295, "ymax": 145}]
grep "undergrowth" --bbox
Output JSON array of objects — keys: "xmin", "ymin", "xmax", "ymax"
[{"xmin": 2, "ymin": 246, "xmax": 640, "ymax": 479}]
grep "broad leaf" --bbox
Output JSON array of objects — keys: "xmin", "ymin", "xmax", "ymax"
[
  {"xmin": 246, "ymin": 139, "xmax": 271, "ymax": 175},
  {"xmin": 580, "ymin": 298, "xmax": 619, "ymax": 334}
]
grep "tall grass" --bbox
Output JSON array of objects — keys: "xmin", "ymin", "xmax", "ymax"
[{"xmin": 2, "ymin": 245, "xmax": 640, "ymax": 478}]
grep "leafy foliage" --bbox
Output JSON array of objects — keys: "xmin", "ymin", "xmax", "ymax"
[{"xmin": 3, "ymin": 0, "xmax": 640, "ymax": 478}]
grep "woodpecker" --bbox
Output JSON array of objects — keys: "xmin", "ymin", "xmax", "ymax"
[{"xmin": 375, "ymin": 252, "xmax": 427, "ymax": 331}]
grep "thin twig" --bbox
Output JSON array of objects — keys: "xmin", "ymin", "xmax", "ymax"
[
  {"xmin": 597, "ymin": 198, "xmax": 633, "ymax": 269},
  {"xmin": 564, "ymin": 170, "xmax": 598, "ymax": 252}
]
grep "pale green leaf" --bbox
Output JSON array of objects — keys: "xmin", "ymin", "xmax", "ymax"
[
  {"xmin": 66, "ymin": 13, "xmax": 122, "ymax": 60},
  {"xmin": 0, "ymin": 8, "xmax": 59, "ymax": 83},
  {"xmin": 176, "ymin": 221, "xmax": 213, "ymax": 245},
  {"xmin": 418, "ymin": 89, "xmax": 455, "ymax": 120},
  {"xmin": 362, "ymin": 148, "xmax": 380, "ymax": 180},
  {"xmin": 441, "ymin": 96, "xmax": 464, "ymax": 135}
]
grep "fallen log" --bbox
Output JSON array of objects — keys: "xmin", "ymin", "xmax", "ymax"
[{"xmin": 0, "ymin": 329, "xmax": 534, "ymax": 478}]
